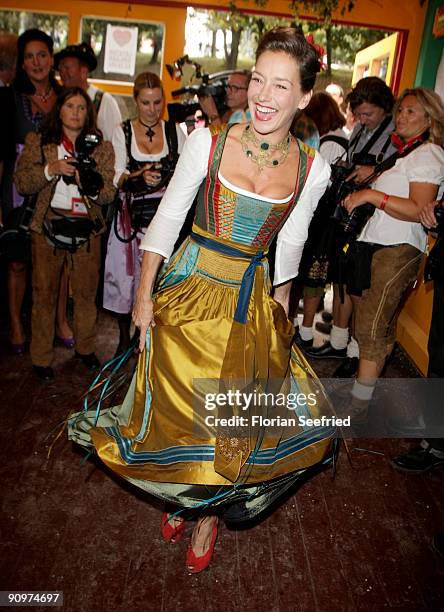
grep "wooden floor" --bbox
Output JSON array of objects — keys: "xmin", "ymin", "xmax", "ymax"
[{"xmin": 1, "ymin": 307, "xmax": 444, "ymax": 612}]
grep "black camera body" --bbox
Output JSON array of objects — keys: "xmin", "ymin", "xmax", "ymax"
[
  {"xmin": 168, "ymin": 79, "xmax": 228, "ymax": 124},
  {"xmin": 166, "ymin": 55, "xmax": 232, "ymax": 124},
  {"xmin": 125, "ymin": 158, "xmax": 177, "ymax": 197},
  {"xmin": 434, "ymin": 204, "xmax": 444, "ymax": 236},
  {"xmin": 63, "ymin": 133, "xmax": 104, "ymax": 197},
  {"xmin": 350, "ymin": 151, "xmax": 378, "ymax": 166},
  {"xmin": 329, "ymin": 162, "xmax": 375, "ymax": 239},
  {"xmin": 425, "ymin": 204, "xmax": 444, "ymax": 283}
]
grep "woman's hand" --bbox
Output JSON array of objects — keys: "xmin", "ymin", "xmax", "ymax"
[
  {"xmin": 47, "ymin": 157, "xmax": 77, "ymax": 178},
  {"xmin": 346, "ymin": 165, "xmax": 374, "ymax": 184},
  {"xmin": 419, "ymin": 201, "xmax": 440, "ymax": 229},
  {"xmin": 132, "ymin": 292, "xmax": 156, "ymax": 352},
  {"xmin": 342, "ymin": 189, "xmax": 372, "ymax": 214},
  {"xmin": 142, "ymin": 163, "xmax": 161, "ymax": 188},
  {"xmin": 273, "ymin": 281, "xmax": 292, "ymax": 318}
]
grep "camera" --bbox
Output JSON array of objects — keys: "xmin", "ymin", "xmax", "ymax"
[
  {"xmin": 63, "ymin": 133, "xmax": 104, "ymax": 197},
  {"xmin": 350, "ymin": 151, "xmax": 378, "ymax": 166},
  {"xmin": 125, "ymin": 159, "xmax": 177, "ymax": 197},
  {"xmin": 329, "ymin": 162, "xmax": 375, "ymax": 240},
  {"xmin": 165, "ymin": 54, "xmax": 230, "ymax": 124},
  {"xmin": 425, "ymin": 203, "xmax": 444, "ymax": 282},
  {"xmin": 435, "ymin": 204, "xmax": 444, "ymax": 236}
]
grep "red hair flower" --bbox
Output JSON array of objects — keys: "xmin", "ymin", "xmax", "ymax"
[{"xmin": 305, "ymin": 34, "xmax": 326, "ymax": 70}]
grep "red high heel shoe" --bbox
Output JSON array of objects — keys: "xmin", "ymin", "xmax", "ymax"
[
  {"xmin": 160, "ymin": 513, "xmax": 186, "ymax": 543},
  {"xmin": 186, "ymin": 518, "xmax": 218, "ymax": 573}
]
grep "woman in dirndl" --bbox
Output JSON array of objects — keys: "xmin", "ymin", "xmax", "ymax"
[
  {"xmin": 69, "ymin": 28, "xmax": 335, "ymax": 573},
  {"xmin": 103, "ymin": 72, "xmax": 185, "ymax": 356}
]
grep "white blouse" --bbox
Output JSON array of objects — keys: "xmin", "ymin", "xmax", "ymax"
[
  {"xmin": 358, "ymin": 142, "xmax": 444, "ymax": 252},
  {"xmin": 112, "ymin": 121, "xmax": 186, "ymax": 188},
  {"xmin": 140, "ymin": 127, "xmax": 331, "ymax": 285},
  {"xmin": 319, "ymin": 128, "xmax": 348, "ymax": 166}
]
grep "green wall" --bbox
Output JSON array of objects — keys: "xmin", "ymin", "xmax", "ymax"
[{"xmin": 415, "ymin": 0, "xmax": 444, "ymax": 87}]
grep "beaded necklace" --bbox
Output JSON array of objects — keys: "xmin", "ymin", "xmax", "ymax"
[{"xmin": 241, "ymin": 123, "xmax": 292, "ymax": 171}]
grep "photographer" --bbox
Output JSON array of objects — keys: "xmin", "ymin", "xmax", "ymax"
[
  {"xmin": 337, "ymin": 88, "xmax": 444, "ymax": 422},
  {"xmin": 306, "ymin": 77, "xmax": 396, "ymax": 376},
  {"xmin": 198, "ymin": 70, "xmax": 251, "ymax": 126},
  {"xmin": 103, "ymin": 72, "xmax": 185, "ymax": 356},
  {"xmin": 14, "ymin": 87, "xmax": 115, "ymax": 380}
]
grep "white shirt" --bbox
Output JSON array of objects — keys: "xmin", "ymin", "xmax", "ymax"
[
  {"xmin": 358, "ymin": 142, "xmax": 444, "ymax": 252},
  {"xmin": 112, "ymin": 121, "xmax": 186, "ymax": 188},
  {"xmin": 348, "ymin": 118, "xmax": 396, "ymax": 163},
  {"xmin": 319, "ymin": 128, "xmax": 348, "ymax": 165},
  {"xmin": 44, "ymin": 143, "xmax": 89, "ymax": 215},
  {"xmin": 87, "ymin": 84, "xmax": 122, "ymax": 142},
  {"xmin": 140, "ymin": 128, "xmax": 331, "ymax": 285}
]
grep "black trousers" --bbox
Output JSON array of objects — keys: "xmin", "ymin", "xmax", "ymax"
[{"xmin": 426, "ymin": 279, "xmax": 444, "ymax": 451}]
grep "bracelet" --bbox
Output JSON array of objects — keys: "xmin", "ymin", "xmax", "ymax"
[{"xmin": 380, "ymin": 193, "xmax": 389, "ymax": 211}]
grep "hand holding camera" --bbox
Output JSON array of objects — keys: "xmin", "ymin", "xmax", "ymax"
[
  {"xmin": 420, "ymin": 200, "xmax": 444, "ymax": 231},
  {"xmin": 346, "ymin": 165, "xmax": 375, "ymax": 184},
  {"xmin": 59, "ymin": 133, "xmax": 104, "ymax": 198},
  {"xmin": 342, "ymin": 188, "xmax": 373, "ymax": 214},
  {"xmin": 48, "ymin": 157, "xmax": 77, "ymax": 179},
  {"xmin": 142, "ymin": 163, "xmax": 162, "ymax": 187},
  {"xmin": 424, "ymin": 201, "xmax": 444, "ymax": 283}
]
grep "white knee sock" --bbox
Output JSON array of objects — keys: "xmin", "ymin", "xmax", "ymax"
[
  {"xmin": 330, "ymin": 325, "xmax": 349, "ymax": 350},
  {"xmin": 347, "ymin": 336, "xmax": 360, "ymax": 358},
  {"xmin": 351, "ymin": 380, "xmax": 375, "ymax": 401},
  {"xmin": 299, "ymin": 325, "xmax": 313, "ymax": 341}
]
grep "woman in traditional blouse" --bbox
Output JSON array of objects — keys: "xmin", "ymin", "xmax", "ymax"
[
  {"xmin": 103, "ymin": 72, "xmax": 185, "ymax": 356},
  {"xmin": 341, "ymin": 88, "xmax": 444, "ymax": 420},
  {"xmin": 69, "ymin": 28, "xmax": 334, "ymax": 573}
]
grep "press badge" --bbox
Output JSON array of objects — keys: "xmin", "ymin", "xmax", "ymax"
[{"xmin": 71, "ymin": 197, "xmax": 88, "ymax": 216}]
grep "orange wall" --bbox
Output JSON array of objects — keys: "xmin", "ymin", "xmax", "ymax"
[{"xmin": 6, "ymin": 0, "xmax": 428, "ymax": 98}]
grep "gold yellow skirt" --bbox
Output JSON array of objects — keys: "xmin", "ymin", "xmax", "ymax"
[{"xmin": 69, "ymin": 234, "xmax": 335, "ymax": 500}]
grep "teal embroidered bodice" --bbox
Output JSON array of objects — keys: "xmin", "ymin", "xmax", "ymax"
[{"xmin": 193, "ymin": 127, "xmax": 314, "ymax": 248}]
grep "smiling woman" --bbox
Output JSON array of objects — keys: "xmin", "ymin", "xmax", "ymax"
[
  {"xmin": 339, "ymin": 87, "xmax": 444, "ymax": 422},
  {"xmin": 68, "ymin": 28, "xmax": 335, "ymax": 575},
  {"xmin": 101, "ymin": 71, "xmax": 186, "ymax": 356},
  {"xmin": 5, "ymin": 29, "xmax": 64, "ymax": 358}
]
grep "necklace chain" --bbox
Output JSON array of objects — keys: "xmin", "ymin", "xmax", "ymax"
[
  {"xmin": 32, "ymin": 84, "xmax": 52, "ymax": 103},
  {"xmin": 139, "ymin": 118, "xmax": 160, "ymax": 142},
  {"xmin": 241, "ymin": 124, "xmax": 292, "ymax": 171}
]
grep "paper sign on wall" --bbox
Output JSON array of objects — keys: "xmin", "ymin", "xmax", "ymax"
[{"xmin": 104, "ymin": 25, "xmax": 138, "ymax": 75}]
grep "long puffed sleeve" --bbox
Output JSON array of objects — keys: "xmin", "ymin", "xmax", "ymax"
[
  {"xmin": 112, "ymin": 124, "xmax": 128, "ymax": 187},
  {"xmin": 274, "ymin": 152, "xmax": 331, "ymax": 286},
  {"xmin": 140, "ymin": 128, "xmax": 211, "ymax": 259}
]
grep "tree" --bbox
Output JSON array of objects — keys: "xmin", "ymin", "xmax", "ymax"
[
  {"xmin": 206, "ymin": 6, "xmax": 248, "ymax": 70},
  {"xmin": 301, "ymin": 22, "xmax": 389, "ymax": 75},
  {"xmin": 205, "ymin": 8, "xmax": 288, "ymax": 70}
]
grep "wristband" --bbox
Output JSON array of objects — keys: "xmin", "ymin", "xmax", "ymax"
[{"xmin": 380, "ymin": 193, "xmax": 389, "ymax": 211}]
